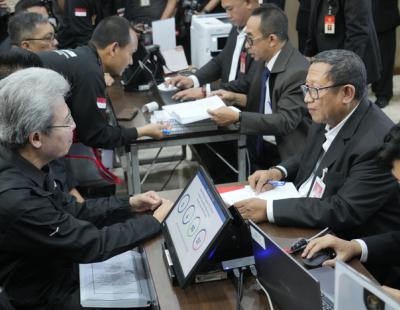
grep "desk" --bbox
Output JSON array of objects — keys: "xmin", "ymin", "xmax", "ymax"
[
  {"xmin": 107, "ymin": 82, "xmax": 246, "ymax": 195},
  {"xmin": 143, "ymin": 188, "xmax": 375, "ymax": 310}
]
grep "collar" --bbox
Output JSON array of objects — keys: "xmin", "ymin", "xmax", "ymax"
[
  {"xmin": 237, "ymin": 26, "xmax": 247, "ymax": 37},
  {"xmin": 322, "ymin": 102, "xmax": 360, "ymax": 151},
  {"xmin": 2, "ymin": 146, "xmax": 49, "ymax": 188},
  {"xmin": 265, "ymin": 48, "xmax": 282, "ymax": 72}
]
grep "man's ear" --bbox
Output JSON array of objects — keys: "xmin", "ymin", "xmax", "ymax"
[
  {"xmin": 20, "ymin": 41, "xmax": 31, "ymax": 50},
  {"xmin": 342, "ymin": 84, "xmax": 356, "ymax": 104},
  {"xmin": 109, "ymin": 42, "xmax": 119, "ymax": 57},
  {"xmin": 29, "ymin": 131, "xmax": 43, "ymax": 149}
]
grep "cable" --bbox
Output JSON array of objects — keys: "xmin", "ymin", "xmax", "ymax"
[
  {"xmin": 159, "ymin": 158, "xmax": 184, "ymax": 191},
  {"xmin": 140, "ymin": 147, "xmax": 163, "ymax": 185},
  {"xmin": 233, "ymin": 268, "xmax": 244, "ymax": 310},
  {"xmin": 256, "ymin": 278, "xmax": 274, "ymax": 310}
]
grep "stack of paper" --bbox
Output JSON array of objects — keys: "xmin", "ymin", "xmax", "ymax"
[
  {"xmin": 162, "ymin": 96, "xmax": 226, "ymax": 124},
  {"xmin": 220, "ymin": 183, "xmax": 300, "ymax": 206}
]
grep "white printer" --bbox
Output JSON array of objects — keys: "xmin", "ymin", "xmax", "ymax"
[{"xmin": 190, "ymin": 13, "xmax": 233, "ymax": 68}]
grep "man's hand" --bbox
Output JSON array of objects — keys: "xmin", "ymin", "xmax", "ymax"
[
  {"xmin": 382, "ymin": 286, "xmax": 400, "ymax": 302},
  {"xmin": 153, "ymin": 199, "xmax": 173, "ymax": 223},
  {"xmin": 211, "ymin": 89, "xmax": 247, "ymax": 107},
  {"xmin": 172, "ymin": 87, "xmax": 204, "ymax": 101},
  {"xmin": 0, "ymin": 0, "xmax": 9, "ymax": 10},
  {"xmin": 137, "ymin": 123, "xmax": 169, "ymax": 139},
  {"xmin": 165, "ymin": 76, "xmax": 194, "ymax": 89},
  {"xmin": 234, "ymin": 198, "xmax": 267, "ymax": 223},
  {"xmin": 129, "ymin": 191, "xmax": 162, "ymax": 212},
  {"xmin": 302, "ymin": 235, "xmax": 362, "ymax": 267},
  {"xmin": 207, "ymin": 106, "xmax": 239, "ymax": 127},
  {"xmin": 248, "ymin": 168, "xmax": 283, "ymax": 193}
]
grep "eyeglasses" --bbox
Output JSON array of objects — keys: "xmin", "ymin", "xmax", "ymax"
[
  {"xmin": 47, "ymin": 111, "xmax": 75, "ymax": 129},
  {"xmin": 300, "ymin": 83, "xmax": 347, "ymax": 100},
  {"xmin": 24, "ymin": 32, "xmax": 56, "ymax": 42},
  {"xmin": 245, "ymin": 34, "xmax": 268, "ymax": 47}
]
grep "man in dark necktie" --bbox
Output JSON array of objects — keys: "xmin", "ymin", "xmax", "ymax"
[
  {"xmin": 234, "ymin": 49, "xmax": 400, "ymax": 242},
  {"xmin": 209, "ymin": 4, "xmax": 311, "ymax": 171}
]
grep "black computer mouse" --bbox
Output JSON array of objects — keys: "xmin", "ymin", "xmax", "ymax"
[{"xmin": 302, "ymin": 248, "xmax": 336, "ymax": 269}]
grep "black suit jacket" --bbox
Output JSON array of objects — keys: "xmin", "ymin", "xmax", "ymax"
[
  {"xmin": 238, "ymin": 42, "xmax": 311, "ymax": 160},
  {"xmin": 194, "ymin": 26, "xmax": 253, "ymax": 88},
  {"xmin": 304, "ymin": 0, "xmax": 381, "ymax": 84},
  {"xmin": 274, "ymin": 98, "xmax": 400, "ymax": 240},
  {"xmin": 363, "ymin": 231, "xmax": 400, "ymax": 266},
  {"xmin": 371, "ymin": 0, "xmax": 400, "ymax": 33}
]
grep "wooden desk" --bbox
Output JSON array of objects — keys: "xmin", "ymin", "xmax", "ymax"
[
  {"xmin": 143, "ymin": 189, "xmax": 375, "ymax": 310},
  {"xmin": 107, "ymin": 82, "xmax": 246, "ymax": 195}
]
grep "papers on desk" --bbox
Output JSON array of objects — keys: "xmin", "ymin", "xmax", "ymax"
[
  {"xmin": 79, "ymin": 250, "xmax": 151, "ymax": 308},
  {"xmin": 162, "ymin": 96, "xmax": 226, "ymax": 124},
  {"xmin": 220, "ymin": 183, "xmax": 300, "ymax": 206}
]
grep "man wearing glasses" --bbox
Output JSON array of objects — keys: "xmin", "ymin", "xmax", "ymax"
[
  {"xmin": 8, "ymin": 12, "xmax": 58, "ymax": 52},
  {"xmin": 234, "ymin": 49, "xmax": 400, "ymax": 242},
  {"xmin": 209, "ymin": 4, "xmax": 310, "ymax": 171}
]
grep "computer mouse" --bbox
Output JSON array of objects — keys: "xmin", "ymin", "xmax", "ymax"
[{"xmin": 302, "ymin": 248, "xmax": 336, "ymax": 269}]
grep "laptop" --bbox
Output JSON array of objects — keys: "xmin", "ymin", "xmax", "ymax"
[
  {"xmin": 162, "ymin": 166, "xmax": 232, "ymax": 287},
  {"xmin": 335, "ymin": 261, "xmax": 400, "ymax": 310},
  {"xmin": 249, "ymin": 220, "xmax": 335, "ymax": 310}
]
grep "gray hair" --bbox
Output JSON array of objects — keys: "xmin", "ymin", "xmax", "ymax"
[
  {"xmin": 310, "ymin": 49, "xmax": 367, "ymax": 100},
  {"xmin": 8, "ymin": 12, "xmax": 50, "ymax": 46},
  {"xmin": 0, "ymin": 67, "xmax": 70, "ymax": 148}
]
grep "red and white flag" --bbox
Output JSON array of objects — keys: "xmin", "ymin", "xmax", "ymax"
[
  {"xmin": 74, "ymin": 7, "xmax": 87, "ymax": 17},
  {"xmin": 96, "ymin": 97, "xmax": 106, "ymax": 109}
]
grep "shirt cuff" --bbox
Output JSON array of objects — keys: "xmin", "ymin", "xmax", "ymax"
[
  {"xmin": 266, "ymin": 199, "xmax": 275, "ymax": 223},
  {"xmin": 354, "ymin": 239, "xmax": 368, "ymax": 262},
  {"xmin": 189, "ymin": 75, "xmax": 200, "ymax": 88},
  {"xmin": 275, "ymin": 165, "xmax": 287, "ymax": 178}
]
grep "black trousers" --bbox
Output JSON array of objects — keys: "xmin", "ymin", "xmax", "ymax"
[{"xmin": 372, "ymin": 27, "xmax": 397, "ymax": 100}]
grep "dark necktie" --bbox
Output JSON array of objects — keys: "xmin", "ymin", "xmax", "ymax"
[{"xmin": 256, "ymin": 67, "xmax": 271, "ymax": 154}]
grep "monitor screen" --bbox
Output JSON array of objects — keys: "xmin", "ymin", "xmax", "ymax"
[{"xmin": 164, "ymin": 169, "xmax": 228, "ymax": 279}]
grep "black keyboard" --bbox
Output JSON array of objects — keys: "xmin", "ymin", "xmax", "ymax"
[{"xmin": 321, "ymin": 293, "xmax": 334, "ymax": 310}]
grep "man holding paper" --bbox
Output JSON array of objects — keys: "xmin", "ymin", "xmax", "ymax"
[{"xmin": 235, "ymin": 49, "xmax": 400, "ymax": 240}]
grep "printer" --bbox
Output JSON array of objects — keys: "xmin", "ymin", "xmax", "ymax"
[{"xmin": 190, "ymin": 13, "xmax": 232, "ymax": 68}]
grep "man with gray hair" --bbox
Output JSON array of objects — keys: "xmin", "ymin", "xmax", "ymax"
[
  {"xmin": 8, "ymin": 11, "xmax": 58, "ymax": 52},
  {"xmin": 0, "ymin": 67, "xmax": 172, "ymax": 309},
  {"xmin": 234, "ymin": 49, "xmax": 400, "ymax": 241}
]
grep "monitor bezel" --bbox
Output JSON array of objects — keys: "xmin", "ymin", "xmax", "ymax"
[{"xmin": 162, "ymin": 166, "xmax": 232, "ymax": 287}]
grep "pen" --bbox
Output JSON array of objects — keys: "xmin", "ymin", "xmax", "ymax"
[{"xmin": 265, "ymin": 180, "xmax": 286, "ymax": 187}]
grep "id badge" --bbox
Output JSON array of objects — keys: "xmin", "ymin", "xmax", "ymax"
[
  {"xmin": 309, "ymin": 176, "xmax": 326, "ymax": 198},
  {"xmin": 240, "ymin": 52, "xmax": 246, "ymax": 74},
  {"xmin": 324, "ymin": 15, "xmax": 335, "ymax": 34},
  {"xmin": 140, "ymin": 0, "xmax": 151, "ymax": 7}
]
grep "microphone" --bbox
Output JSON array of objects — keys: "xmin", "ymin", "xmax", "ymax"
[{"xmin": 138, "ymin": 59, "xmax": 159, "ymax": 89}]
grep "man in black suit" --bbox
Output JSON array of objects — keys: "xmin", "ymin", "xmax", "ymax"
[
  {"xmin": 371, "ymin": 0, "xmax": 400, "ymax": 108},
  {"xmin": 167, "ymin": 0, "xmax": 259, "ymax": 101},
  {"xmin": 304, "ymin": 0, "xmax": 381, "ymax": 84},
  {"xmin": 234, "ymin": 49, "xmax": 400, "ymax": 241},
  {"xmin": 302, "ymin": 123, "xmax": 400, "ymax": 293},
  {"xmin": 208, "ymin": 5, "xmax": 310, "ymax": 171}
]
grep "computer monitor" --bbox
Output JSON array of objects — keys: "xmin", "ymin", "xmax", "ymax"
[
  {"xmin": 249, "ymin": 220, "xmax": 334, "ymax": 310},
  {"xmin": 162, "ymin": 167, "xmax": 231, "ymax": 287},
  {"xmin": 335, "ymin": 261, "xmax": 400, "ymax": 310}
]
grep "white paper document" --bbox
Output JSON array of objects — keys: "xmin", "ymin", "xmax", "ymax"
[
  {"xmin": 220, "ymin": 183, "xmax": 300, "ymax": 206},
  {"xmin": 79, "ymin": 251, "xmax": 151, "ymax": 308},
  {"xmin": 161, "ymin": 46, "xmax": 189, "ymax": 73},
  {"xmin": 162, "ymin": 96, "xmax": 226, "ymax": 124}
]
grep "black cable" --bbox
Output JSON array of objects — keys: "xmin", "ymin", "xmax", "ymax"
[
  {"xmin": 159, "ymin": 158, "xmax": 184, "ymax": 191},
  {"xmin": 233, "ymin": 268, "xmax": 244, "ymax": 310}
]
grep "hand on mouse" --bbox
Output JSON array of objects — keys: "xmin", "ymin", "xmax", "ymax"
[{"xmin": 302, "ymin": 234, "xmax": 362, "ymax": 267}]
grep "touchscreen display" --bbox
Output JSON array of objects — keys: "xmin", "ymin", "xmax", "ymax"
[{"xmin": 165, "ymin": 171, "xmax": 226, "ymax": 277}]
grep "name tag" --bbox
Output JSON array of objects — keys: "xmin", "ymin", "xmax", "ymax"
[
  {"xmin": 324, "ymin": 15, "xmax": 335, "ymax": 34},
  {"xmin": 140, "ymin": 0, "xmax": 151, "ymax": 7},
  {"xmin": 309, "ymin": 176, "xmax": 326, "ymax": 198}
]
